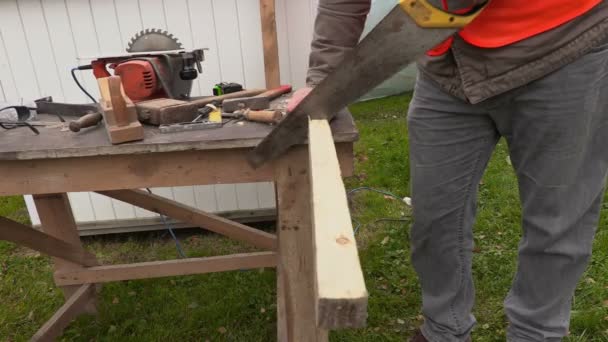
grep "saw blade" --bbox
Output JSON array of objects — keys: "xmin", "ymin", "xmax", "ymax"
[
  {"xmin": 247, "ymin": 4, "xmax": 459, "ymax": 168},
  {"xmin": 126, "ymin": 28, "xmax": 183, "ymax": 53}
]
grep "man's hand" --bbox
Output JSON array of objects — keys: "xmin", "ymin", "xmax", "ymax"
[{"xmin": 287, "ymin": 87, "xmax": 313, "ymax": 113}]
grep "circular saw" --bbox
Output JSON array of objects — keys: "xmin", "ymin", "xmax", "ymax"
[{"xmin": 87, "ymin": 28, "xmax": 205, "ymax": 102}]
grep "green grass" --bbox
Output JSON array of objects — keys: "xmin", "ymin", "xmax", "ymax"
[{"xmin": 1, "ymin": 93, "xmax": 607, "ymax": 341}]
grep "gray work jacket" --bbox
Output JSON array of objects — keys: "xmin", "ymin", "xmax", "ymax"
[{"xmin": 306, "ymin": 0, "xmax": 608, "ymax": 104}]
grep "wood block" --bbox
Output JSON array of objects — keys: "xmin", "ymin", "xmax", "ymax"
[
  {"xmin": 97, "ymin": 76, "xmax": 144, "ymax": 144},
  {"xmin": 308, "ymin": 118, "xmax": 368, "ymax": 329},
  {"xmin": 135, "ymin": 98, "xmax": 198, "ymax": 125}
]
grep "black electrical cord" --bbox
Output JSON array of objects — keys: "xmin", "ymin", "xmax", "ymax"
[{"xmin": 71, "ymin": 67, "xmax": 97, "ymax": 103}]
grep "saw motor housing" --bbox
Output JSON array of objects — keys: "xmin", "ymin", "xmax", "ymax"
[{"xmin": 91, "ymin": 50, "xmax": 204, "ymax": 103}]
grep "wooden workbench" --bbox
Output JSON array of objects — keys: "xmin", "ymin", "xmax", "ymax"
[{"xmin": 0, "ymin": 108, "xmax": 361, "ymax": 340}]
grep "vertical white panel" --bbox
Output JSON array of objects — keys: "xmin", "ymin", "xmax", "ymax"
[
  {"xmin": 24, "ymin": 195, "xmax": 40, "ymax": 225},
  {"xmin": 211, "ymin": 0, "xmax": 245, "ymax": 84},
  {"xmin": 172, "ymin": 186, "xmax": 197, "ymax": 208},
  {"xmin": 214, "ymin": 184, "xmax": 238, "ymax": 211},
  {"xmin": 193, "ymin": 185, "xmax": 218, "ymax": 212},
  {"xmin": 235, "ymin": 183, "xmax": 260, "ymax": 210},
  {"xmin": 284, "ymin": 0, "xmax": 313, "ymax": 88},
  {"xmin": 256, "ymin": 182, "xmax": 276, "ymax": 209},
  {"xmin": 114, "ymin": 0, "xmax": 144, "ymax": 46},
  {"xmin": 111, "ymin": 199, "xmax": 137, "ymax": 220},
  {"xmin": 17, "ymin": 0, "xmax": 65, "ymax": 100},
  {"xmin": 138, "ymin": 0, "xmax": 167, "ymax": 29},
  {"xmin": 163, "ymin": 0, "xmax": 201, "ymax": 95},
  {"xmin": 41, "ymin": 0, "xmax": 87, "ymax": 103},
  {"xmin": 275, "ymin": 0, "xmax": 292, "ymax": 86},
  {"xmin": 188, "ymin": 0, "xmax": 222, "ymax": 95},
  {"xmin": 68, "ymin": 192, "xmax": 96, "ymax": 222},
  {"xmin": 0, "ymin": 0, "xmax": 41, "ymax": 101},
  {"xmin": 0, "ymin": 32, "xmax": 17, "ymax": 102},
  {"xmin": 89, "ymin": 192, "xmax": 116, "ymax": 221},
  {"xmin": 89, "ymin": 0, "xmax": 124, "ymax": 55},
  {"xmin": 236, "ymin": 0, "xmax": 266, "ymax": 89},
  {"xmin": 65, "ymin": 0, "xmax": 101, "ymax": 100}
]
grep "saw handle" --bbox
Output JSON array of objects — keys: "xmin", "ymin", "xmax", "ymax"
[
  {"xmin": 69, "ymin": 112, "xmax": 103, "ymax": 132},
  {"xmin": 400, "ymin": 0, "xmax": 488, "ymax": 28}
]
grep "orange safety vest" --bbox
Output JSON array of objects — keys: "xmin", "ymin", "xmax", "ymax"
[{"xmin": 427, "ymin": 0, "xmax": 601, "ymax": 56}]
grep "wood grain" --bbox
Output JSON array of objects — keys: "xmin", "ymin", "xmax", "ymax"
[
  {"xmin": 54, "ymin": 252, "xmax": 276, "ymax": 285},
  {"xmin": 0, "ymin": 143, "xmax": 354, "ymax": 196},
  {"xmin": 275, "ymin": 146, "xmax": 328, "ymax": 341},
  {"xmin": 32, "ymin": 194, "xmax": 98, "ymax": 311},
  {"xmin": 31, "ymin": 284, "xmax": 95, "ymax": 342},
  {"xmin": 260, "ymin": 0, "xmax": 281, "ymax": 88},
  {"xmin": 0, "ymin": 217, "xmax": 98, "ymax": 267},
  {"xmin": 0, "ymin": 107, "xmax": 357, "ymax": 161},
  {"xmin": 98, "ymin": 189, "xmax": 276, "ymax": 250},
  {"xmin": 308, "ymin": 119, "xmax": 367, "ymax": 329}
]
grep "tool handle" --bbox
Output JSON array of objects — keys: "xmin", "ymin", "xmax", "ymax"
[
  {"xmin": 190, "ymin": 89, "xmax": 266, "ymax": 108},
  {"xmin": 257, "ymin": 85, "xmax": 292, "ymax": 100},
  {"xmin": 69, "ymin": 112, "xmax": 103, "ymax": 132},
  {"xmin": 244, "ymin": 110, "xmax": 282, "ymax": 124}
]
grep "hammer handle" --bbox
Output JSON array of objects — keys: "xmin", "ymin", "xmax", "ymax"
[
  {"xmin": 69, "ymin": 112, "xmax": 103, "ymax": 132},
  {"xmin": 257, "ymin": 85, "xmax": 292, "ymax": 99},
  {"xmin": 190, "ymin": 89, "xmax": 266, "ymax": 108},
  {"xmin": 244, "ymin": 110, "xmax": 282, "ymax": 124}
]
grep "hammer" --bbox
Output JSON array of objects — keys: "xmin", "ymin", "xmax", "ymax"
[{"xmin": 222, "ymin": 85, "xmax": 292, "ymax": 113}]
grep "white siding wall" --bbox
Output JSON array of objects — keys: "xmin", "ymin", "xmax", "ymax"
[{"xmin": 0, "ymin": 0, "xmax": 318, "ymax": 226}]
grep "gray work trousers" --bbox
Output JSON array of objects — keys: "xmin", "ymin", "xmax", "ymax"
[{"xmin": 408, "ymin": 43, "xmax": 608, "ymax": 342}]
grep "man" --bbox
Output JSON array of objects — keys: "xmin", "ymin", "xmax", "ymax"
[{"xmin": 289, "ymin": 1, "xmax": 608, "ymax": 341}]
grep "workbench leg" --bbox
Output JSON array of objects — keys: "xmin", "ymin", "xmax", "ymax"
[
  {"xmin": 33, "ymin": 193, "xmax": 98, "ymax": 315},
  {"xmin": 275, "ymin": 147, "xmax": 328, "ymax": 342}
]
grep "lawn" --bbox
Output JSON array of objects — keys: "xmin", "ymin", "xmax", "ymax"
[{"xmin": 1, "ymin": 93, "xmax": 607, "ymax": 341}]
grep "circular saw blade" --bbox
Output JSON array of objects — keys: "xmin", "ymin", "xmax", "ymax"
[{"xmin": 126, "ymin": 28, "xmax": 183, "ymax": 53}]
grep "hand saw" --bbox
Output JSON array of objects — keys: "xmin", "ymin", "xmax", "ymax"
[{"xmin": 248, "ymin": 0, "xmax": 488, "ymax": 168}]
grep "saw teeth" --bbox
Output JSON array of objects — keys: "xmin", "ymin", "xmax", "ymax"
[{"xmin": 126, "ymin": 28, "xmax": 183, "ymax": 52}]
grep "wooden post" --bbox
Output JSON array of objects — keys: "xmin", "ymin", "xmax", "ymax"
[
  {"xmin": 275, "ymin": 147, "xmax": 328, "ymax": 341},
  {"xmin": 33, "ymin": 194, "xmax": 98, "ymax": 314},
  {"xmin": 260, "ymin": 0, "xmax": 281, "ymax": 88}
]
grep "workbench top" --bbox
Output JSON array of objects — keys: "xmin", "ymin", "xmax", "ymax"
[{"xmin": 0, "ymin": 109, "xmax": 357, "ymax": 161}]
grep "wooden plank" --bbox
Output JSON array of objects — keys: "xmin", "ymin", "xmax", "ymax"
[
  {"xmin": 54, "ymin": 252, "xmax": 276, "ymax": 285},
  {"xmin": 0, "ymin": 216, "xmax": 98, "ymax": 267},
  {"xmin": 259, "ymin": 0, "xmax": 281, "ymax": 88},
  {"xmin": 308, "ymin": 119, "xmax": 367, "ymax": 329},
  {"xmin": 0, "ymin": 143, "xmax": 353, "ymax": 196},
  {"xmin": 97, "ymin": 189, "xmax": 277, "ymax": 250},
  {"xmin": 275, "ymin": 146, "xmax": 328, "ymax": 341},
  {"xmin": 33, "ymin": 193, "xmax": 98, "ymax": 314},
  {"xmin": 31, "ymin": 284, "xmax": 95, "ymax": 342}
]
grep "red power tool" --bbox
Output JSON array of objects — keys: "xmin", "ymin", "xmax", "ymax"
[{"xmin": 77, "ymin": 29, "xmax": 205, "ymax": 102}]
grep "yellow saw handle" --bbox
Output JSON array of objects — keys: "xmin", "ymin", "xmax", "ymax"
[{"xmin": 400, "ymin": 0, "xmax": 488, "ymax": 28}]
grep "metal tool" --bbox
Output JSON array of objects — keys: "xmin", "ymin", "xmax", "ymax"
[{"xmin": 248, "ymin": 0, "xmax": 488, "ymax": 167}]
